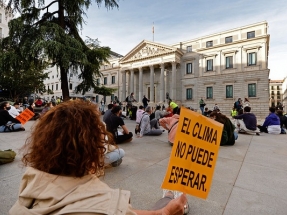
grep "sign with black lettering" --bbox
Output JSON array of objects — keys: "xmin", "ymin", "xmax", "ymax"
[{"xmin": 161, "ymin": 108, "xmax": 223, "ymax": 199}]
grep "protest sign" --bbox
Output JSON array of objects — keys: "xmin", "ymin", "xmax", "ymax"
[
  {"xmin": 16, "ymin": 108, "xmax": 35, "ymax": 124},
  {"xmin": 161, "ymin": 108, "xmax": 223, "ymax": 199}
]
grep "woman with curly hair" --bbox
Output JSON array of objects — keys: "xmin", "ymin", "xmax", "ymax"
[
  {"xmin": 209, "ymin": 111, "xmax": 237, "ymax": 146},
  {"xmin": 10, "ymin": 100, "xmax": 187, "ymax": 215}
]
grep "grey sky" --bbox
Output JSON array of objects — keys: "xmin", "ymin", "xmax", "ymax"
[{"xmin": 81, "ymin": 0, "xmax": 287, "ymax": 80}]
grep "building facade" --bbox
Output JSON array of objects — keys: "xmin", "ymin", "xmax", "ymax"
[
  {"xmin": 269, "ymin": 80, "xmax": 283, "ymax": 108},
  {"xmin": 44, "ymin": 21, "xmax": 270, "ymax": 117},
  {"xmin": 0, "ymin": 4, "xmax": 12, "ymax": 39},
  {"xmin": 282, "ymin": 77, "xmax": 287, "ymax": 112}
]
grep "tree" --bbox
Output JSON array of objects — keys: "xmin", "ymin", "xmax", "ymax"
[
  {"xmin": 3, "ymin": 0, "xmax": 119, "ymax": 101},
  {"xmin": 0, "ymin": 36, "xmax": 48, "ymax": 101}
]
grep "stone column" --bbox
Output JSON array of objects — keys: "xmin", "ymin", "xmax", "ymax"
[
  {"xmin": 130, "ymin": 69, "xmax": 134, "ymax": 94},
  {"xmin": 121, "ymin": 70, "xmax": 126, "ymax": 101},
  {"xmin": 139, "ymin": 67, "xmax": 143, "ymax": 102},
  {"xmin": 171, "ymin": 62, "xmax": 177, "ymax": 100},
  {"xmin": 160, "ymin": 64, "xmax": 165, "ymax": 103},
  {"xmin": 149, "ymin": 65, "xmax": 154, "ymax": 103}
]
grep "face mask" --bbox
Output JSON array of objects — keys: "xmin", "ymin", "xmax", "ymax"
[{"xmin": 6, "ymin": 106, "xmax": 11, "ymax": 110}]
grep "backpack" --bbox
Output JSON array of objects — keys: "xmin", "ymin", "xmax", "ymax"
[
  {"xmin": 125, "ymin": 96, "xmax": 129, "ymax": 102},
  {"xmin": 0, "ymin": 149, "xmax": 16, "ymax": 164}
]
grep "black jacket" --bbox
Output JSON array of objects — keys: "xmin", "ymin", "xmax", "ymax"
[{"xmin": 0, "ymin": 110, "xmax": 21, "ymax": 126}]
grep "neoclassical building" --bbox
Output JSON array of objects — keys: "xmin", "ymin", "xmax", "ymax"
[{"xmin": 44, "ymin": 21, "xmax": 270, "ymax": 117}]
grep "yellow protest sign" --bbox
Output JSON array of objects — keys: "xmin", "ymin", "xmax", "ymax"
[
  {"xmin": 161, "ymin": 108, "xmax": 223, "ymax": 199},
  {"xmin": 16, "ymin": 108, "xmax": 35, "ymax": 124}
]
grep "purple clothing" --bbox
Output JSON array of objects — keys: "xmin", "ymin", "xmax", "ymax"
[
  {"xmin": 262, "ymin": 113, "xmax": 280, "ymax": 127},
  {"xmin": 233, "ymin": 113, "xmax": 257, "ymax": 130}
]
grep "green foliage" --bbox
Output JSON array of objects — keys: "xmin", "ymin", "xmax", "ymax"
[{"xmin": 3, "ymin": 0, "xmax": 119, "ymax": 100}]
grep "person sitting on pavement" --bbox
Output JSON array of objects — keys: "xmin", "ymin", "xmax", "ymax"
[
  {"xmin": 257, "ymin": 107, "xmax": 281, "ymax": 134},
  {"xmin": 159, "ymin": 108, "xmax": 181, "ymax": 146},
  {"xmin": 139, "ymin": 106, "xmax": 163, "ymax": 137},
  {"xmin": 230, "ymin": 107, "xmax": 237, "ymax": 117},
  {"xmin": 0, "ymin": 102, "xmax": 25, "ymax": 132},
  {"xmin": 203, "ymin": 107, "xmax": 209, "ymax": 117},
  {"xmin": 233, "ymin": 106, "xmax": 260, "ymax": 135},
  {"xmin": 40, "ymin": 102, "xmax": 53, "ymax": 117},
  {"xmin": 155, "ymin": 105, "xmax": 171, "ymax": 121},
  {"xmin": 136, "ymin": 105, "xmax": 145, "ymax": 124},
  {"xmin": 165, "ymin": 105, "xmax": 174, "ymax": 118},
  {"xmin": 276, "ymin": 110, "xmax": 287, "ymax": 134},
  {"xmin": 10, "ymin": 100, "xmax": 187, "ymax": 214},
  {"xmin": 35, "ymin": 98, "xmax": 43, "ymax": 107},
  {"xmin": 8, "ymin": 102, "xmax": 21, "ymax": 118},
  {"xmin": 210, "ymin": 111, "xmax": 238, "ymax": 146},
  {"xmin": 27, "ymin": 103, "xmax": 40, "ymax": 120},
  {"xmin": 169, "ymin": 100, "xmax": 179, "ymax": 114},
  {"xmin": 105, "ymin": 106, "xmax": 133, "ymax": 144},
  {"xmin": 103, "ymin": 104, "xmax": 114, "ymax": 123}
]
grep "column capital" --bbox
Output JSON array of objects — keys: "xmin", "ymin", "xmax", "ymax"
[
  {"xmin": 160, "ymin": 63, "xmax": 165, "ymax": 69},
  {"xmin": 138, "ymin": 67, "xmax": 143, "ymax": 71},
  {"xmin": 120, "ymin": 70, "xmax": 126, "ymax": 74},
  {"xmin": 149, "ymin": 64, "xmax": 154, "ymax": 69}
]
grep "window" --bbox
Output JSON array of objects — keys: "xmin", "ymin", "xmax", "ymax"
[
  {"xmin": 104, "ymin": 77, "xmax": 107, "ymax": 85},
  {"xmin": 186, "ymin": 88, "xmax": 192, "ymax": 100},
  {"xmin": 248, "ymin": 83, "xmax": 256, "ymax": 97},
  {"xmin": 247, "ymin": 31, "xmax": 255, "ymax": 39},
  {"xmin": 0, "ymin": 13, "xmax": 2, "ymax": 23},
  {"xmin": 277, "ymin": 91, "xmax": 280, "ymax": 95},
  {"xmin": 52, "ymin": 75, "xmax": 54, "ymax": 79},
  {"xmin": 226, "ymin": 56, "xmax": 233, "ymax": 69},
  {"xmin": 96, "ymin": 95, "xmax": 99, "ymax": 103},
  {"xmin": 70, "ymin": 74, "xmax": 73, "ymax": 77},
  {"xmin": 226, "ymin": 85, "xmax": 233, "ymax": 98},
  {"xmin": 207, "ymin": 59, "xmax": 213, "ymax": 71},
  {"xmin": 187, "ymin": 46, "xmax": 192, "ymax": 52},
  {"xmin": 206, "ymin": 87, "xmax": 213, "ymax": 99},
  {"xmin": 96, "ymin": 78, "xmax": 100, "ymax": 85},
  {"xmin": 248, "ymin": 52, "xmax": 256, "ymax": 66},
  {"xmin": 186, "ymin": 63, "xmax": 192, "ymax": 74},
  {"xmin": 225, "ymin": 36, "xmax": 232, "ymax": 43},
  {"xmin": 112, "ymin": 76, "xmax": 116, "ymax": 84},
  {"xmin": 47, "ymin": 85, "xmax": 49, "ymax": 90},
  {"xmin": 51, "ymin": 85, "xmax": 54, "ymax": 91},
  {"xmin": 69, "ymin": 83, "xmax": 73, "ymax": 90},
  {"xmin": 206, "ymin": 41, "xmax": 213, "ymax": 47},
  {"xmin": 271, "ymin": 86, "xmax": 274, "ymax": 90},
  {"xmin": 271, "ymin": 91, "xmax": 274, "ymax": 95},
  {"xmin": 277, "ymin": 86, "xmax": 280, "ymax": 90},
  {"xmin": 111, "ymin": 94, "xmax": 114, "ymax": 101},
  {"xmin": 277, "ymin": 95, "xmax": 281, "ymax": 99},
  {"xmin": 56, "ymin": 84, "xmax": 58, "ymax": 90}
]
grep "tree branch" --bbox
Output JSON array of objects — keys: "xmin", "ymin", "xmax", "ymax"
[{"xmin": 40, "ymin": 0, "xmax": 59, "ymax": 11}]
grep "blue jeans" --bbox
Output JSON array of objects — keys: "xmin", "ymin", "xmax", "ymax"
[
  {"xmin": 234, "ymin": 131, "xmax": 238, "ymax": 140},
  {"xmin": 104, "ymin": 148, "xmax": 125, "ymax": 166},
  {"xmin": 0, "ymin": 123, "xmax": 22, "ymax": 132},
  {"xmin": 200, "ymin": 107, "xmax": 204, "ymax": 114}
]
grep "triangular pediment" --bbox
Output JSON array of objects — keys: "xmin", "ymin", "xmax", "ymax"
[{"xmin": 120, "ymin": 40, "xmax": 180, "ymax": 63}]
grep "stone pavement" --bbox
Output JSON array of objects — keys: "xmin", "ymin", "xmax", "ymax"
[{"xmin": 1, "ymin": 119, "xmax": 287, "ymax": 215}]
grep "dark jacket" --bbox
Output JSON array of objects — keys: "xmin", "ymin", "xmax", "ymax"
[
  {"xmin": 279, "ymin": 115, "xmax": 287, "ymax": 128},
  {"xmin": 0, "ymin": 110, "xmax": 21, "ymax": 126},
  {"xmin": 233, "ymin": 113, "xmax": 257, "ymax": 130},
  {"xmin": 221, "ymin": 118, "xmax": 235, "ymax": 146},
  {"xmin": 262, "ymin": 113, "xmax": 280, "ymax": 127}
]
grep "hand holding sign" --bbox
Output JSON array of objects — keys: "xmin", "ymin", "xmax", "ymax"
[{"xmin": 161, "ymin": 108, "xmax": 223, "ymax": 199}]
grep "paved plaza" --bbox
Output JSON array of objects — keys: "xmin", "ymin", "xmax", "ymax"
[{"xmin": 1, "ymin": 119, "xmax": 287, "ymax": 215}]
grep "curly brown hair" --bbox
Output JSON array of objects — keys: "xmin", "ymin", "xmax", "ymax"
[
  {"xmin": 21, "ymin": 100, "xmax": 114, "ymax": 177},
  {"xmin": 209, "ymin": 111, "xmax": 229, "ymax": 124}
]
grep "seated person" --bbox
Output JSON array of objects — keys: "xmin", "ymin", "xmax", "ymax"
[
  {"xmin": 0, "ymin": 102, "xmax": 25, "ymax": 132},
  {"xmin": 40, "ymin": 102, "xmax": 53, "ymax": 116},
  {"xmin": 105, "ymin": 106, "xmax": 133, "ymax": 144},
  {"xmin": 233, "ymin": 106, "xmax": 260, "ymax": 135},
  {"xmin": 27, "ymin": 103, "xmax": 40, "ymax": 120},
  {"xmin": 276, "ymin": 110, "xmax": 287, "ymax": 134},
  {"xmin": 35, "ymin": 98, "xmax": 43, "ymax": 107},
  {"xmin": 139, "ymin": 106, "xmax": 163, "ymax": 137},
  {"xmin": 10, "ymin": 100, "xmax": 187, "ymax": 214},
  {"xmin": 164, "ymin": 106, "xmax": 173, "ymax": 118},
  {"xmin": 203, "ymin": 107, "xmax": 209, "ymax": 117},
  {"xmin": 8, "ymin": 103, "xmax": 21, "ymax": 118},
  {"xmin": 258, "ymin": 107, "xmax": 281, "ymax": 134},
  {"xmin": 159, "ymin": 108, "xmax": 181, "ymax": 146},
  {"xmin": 103, "ymin": 104, "xmax": 114, "ymax": 122},
  {"xmin": 103, "ymin": 139, "xmax": 125, "ymax": 167},
  {"xmin": 136, "ymin": 105, "xmax": 145, "ymax": 124},
  {"xmin": 155, "ymin": 105, "xmax": 170, "ymax": 120},
  {"xmin": 210, "ymin": 111, "xmax": 237, "ymax": 146},
  {"xmin": 230, "ymin": 107, "xmax": 237, "ymax": 117}
]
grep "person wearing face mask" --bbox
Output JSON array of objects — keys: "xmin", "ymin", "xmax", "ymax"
[{"xmin": 0, "ymin": 102, "xmax": 25, "ymax": 132}]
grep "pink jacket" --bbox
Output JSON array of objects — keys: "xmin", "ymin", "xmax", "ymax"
[{"xmin": 159, "ymin": 114, "xmax": 180, "ymax": 144}]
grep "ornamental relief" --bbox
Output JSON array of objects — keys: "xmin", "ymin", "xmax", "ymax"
[{"xmin": 131, "ymin": 45, "xmax": 170, "ymax": 60}]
